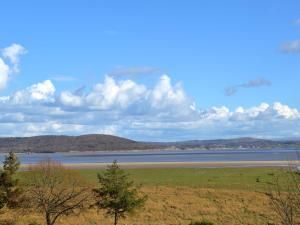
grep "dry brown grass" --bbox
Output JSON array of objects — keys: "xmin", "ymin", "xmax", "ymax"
[{"xmin": 0, "ymin": 186, "xmax": 277, "ymax": 225}]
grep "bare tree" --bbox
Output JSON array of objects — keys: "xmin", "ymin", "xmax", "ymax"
[
  {"xmin": 267, "ymin": 166, "xmax": 300, "ymax": 225},
  {"xmin": 24, "ymin": 160, "xmax": 90, "ymax": 225}
]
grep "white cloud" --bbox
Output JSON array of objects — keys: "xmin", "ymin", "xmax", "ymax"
[
  {"xmin": 0, "ymin": 43, "xmax": 26, "ymax": 90},
  {"xmin": 85, "ymin": 76, "xmax": 147, "ymax": 110},
  {"xmin": 15, "ymin": 121, "xmax": 86, "ymax": 137},
  {"xmin": 59, "ymin": 76, "xmax": 141, "ymax": 109},
  {"xmin": 0, "ymin": 75, "xmax": 299, "ymax": 140},
  {"xmin": 0, "ymin": 58, "xmax": 10, "ymax": 90},
  {"xmin": 2, "ymin": 43, "xmax": 27, "ymax": 73},
  {"xmin": 59, "ymin": 91, "xmax": 83, "ymax": 107},
  {"xmin": 202, "ymin": 106, "xmax": 230, "ymax": 120},
  {"xmin": 271, "ymin": 102, "xmax": 299, "ymax": 119},
  {"xmin": 231, "ymin": 103, "xmax": 270, "ymax": 120},
  {"xmin": 27, "ymin": 80, "xmax": 55, "ymax": 101},
  {"xmin": 1, "ymin": 80, "xmax": 55, "ymax": 104},
  {"xmin": 57, "ymin": 75, "xmax": 195, "ymax": 119},
  {"xmin": 149, "ymin": 75, "xmax": 193, "ymax": 113}
]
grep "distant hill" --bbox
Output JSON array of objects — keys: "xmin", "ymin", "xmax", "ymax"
[
  {"xmin": 0, "ymin": 135, "xmax": 299, "ymax": 153},
  {"xmin": 0, "ymin": 134, "xmax": 160, "ymax": 153}
]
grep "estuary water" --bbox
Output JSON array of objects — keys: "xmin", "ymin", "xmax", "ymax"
[{"xmin": 0, "ymin": 149, "xmax": 299, "ymax": 164}]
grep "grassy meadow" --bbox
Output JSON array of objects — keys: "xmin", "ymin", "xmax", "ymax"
[
  {"xmin": 78, "ymin": 167, "xmax": 286, "ymax": 191},
  {"xmin": 2, "ymin": 167, "xmax": 292, "ymax": 225}
]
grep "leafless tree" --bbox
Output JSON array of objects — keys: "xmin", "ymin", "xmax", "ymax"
[
  {"xmin": 267, "ymin": 165, "xmax": 300, "ymax": 225},
  {"xmin": 24, "ymin": 160, "xmax": 91, "ymax": 225}
]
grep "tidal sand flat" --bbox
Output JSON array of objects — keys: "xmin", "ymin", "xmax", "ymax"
[{"xmin": 29, "ymin": 160, "xmax": 297, "ymax": 170}]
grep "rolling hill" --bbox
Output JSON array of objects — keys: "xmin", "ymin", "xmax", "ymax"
[
  {"xmin": 0, "ymin": 135, "xmax": 299, "ymax": 153},
  {"xmin": 0, "ymin": 134, "xmax": 158, "ymax": 153}
]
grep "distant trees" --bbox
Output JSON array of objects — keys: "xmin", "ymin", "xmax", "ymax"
[
  {"xmin": 267, "ymin": 167, "xmax": 300, "ymax": 225},
  {"xmin": 24, "ymin": 160, "xmax": 90, "ymax": 225},
  {"xmin": 92, "ymin": 161, "xmax": 147, "ymax": 225},
  {"xmin": 0, "ymin": 152, "xmax": 22, "ymax": 210}
]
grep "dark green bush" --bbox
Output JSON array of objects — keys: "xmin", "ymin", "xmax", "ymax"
[{"xmin": 189, "ymin": 220, "xmax": 214, "ymax": 225}]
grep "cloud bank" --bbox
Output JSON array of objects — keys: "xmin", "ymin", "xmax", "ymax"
[
  {"xmin": 0, "ymin": 74, "xmax": 299, "ymax": 140},
  {"xmin": 0, "ymin": 43, "xmax": 299, "ymax": 140}
]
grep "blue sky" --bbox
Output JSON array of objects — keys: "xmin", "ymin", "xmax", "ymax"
[{"xmin": 0, "ymin": 0, "xmax": 300, "ymax": 140}]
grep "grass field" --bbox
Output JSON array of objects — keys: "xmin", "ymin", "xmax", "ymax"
[
  {"xmin": 78, "ymin": 167, "xmax": 288, "ymax": 191},
  {"xmin": 4, "ymin": 167, "xmax": 293, "ymax": 225}
]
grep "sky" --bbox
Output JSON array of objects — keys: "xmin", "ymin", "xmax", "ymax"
[{"xmin": 0, "ymin": 0, "xmax": 300, "ymax": 141}]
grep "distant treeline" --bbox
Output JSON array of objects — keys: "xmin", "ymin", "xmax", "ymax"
[{"xmin": 0, "ymin": 135, "xmax": 299, "ymax": 153}]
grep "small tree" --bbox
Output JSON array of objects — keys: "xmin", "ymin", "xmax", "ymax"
[
  {"xmin": 3, "ymin": 152, "xmax": 20, "ymax": 175},
  {"xmin": 0, "ymin": 151, "xmax": 22, "ymax": 209},
  {"xmin": 24, "ymin": 160, "xmax": 90, "ymax": 225},
  {"xmin": 93, "ymin": 161, "xmax": 147, "ymax": 225}
]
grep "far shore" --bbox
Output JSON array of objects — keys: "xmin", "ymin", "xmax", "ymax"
[
  {"xmin": 1, "ymin": 147, "xmax": 300, "ymax": 155},
  {"xmin": 20, "ymin": 161, "xmax": 300, "ymax": 169}
]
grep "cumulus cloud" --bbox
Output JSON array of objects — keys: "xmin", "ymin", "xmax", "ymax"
[
  {"xmin": 85, "ymin": 76, "xmax": 147, "ymax": 110},
  {"xmin": 0, "ymin": 80, "xmax": 55, "ymax": 104},
  {"xmin": 59, "ymin": 91, "xmax": 83, "ymax": 107},
  {"xmin": 0, "ymin": 43, "xmax": 26, "ymax": 90},
  {"xmin": 0, "ymin": 75, "xmax": 299, "ymax": 140},
  {"xmin": 108, "ymin": 66, "xmax": 160, "ymax": 77},
  {"xmin": 2, "ymin": 43, "xmax": 27, "ymax": 73},
  {"xmin": 281, "ymin": 40, "xmax": 300, "ymax": 53},
  {"xmin": 225, "ymin": 78, "xmax": 271, "ymax": 96},
  {"xmin": 147, "ymin": 75, "xmax": 195, "ymax": 115},
  {"xmin": 57, "ymin": 75, "xmax": 194, "ymax": 118},
  {"xmin": 27, "ymin": 80, "xmax": 56, "ymax": 101}
]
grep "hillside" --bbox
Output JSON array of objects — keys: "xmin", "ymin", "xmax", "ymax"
[
  {"xmin": 0, "ymin": 135, "xmax": 299, "ymax": 153},
  {"xmin": 0, "ymin": 134, "xmax": 159, "ymax": 153}
]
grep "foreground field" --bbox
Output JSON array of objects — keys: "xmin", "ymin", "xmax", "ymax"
[
  {"xmin": 2, "ymin": 186, "xmax": 275, "ymax": 225},
  {"xmin": 3, "ymin": 167, "xmax": 292, "ymax": 225}
]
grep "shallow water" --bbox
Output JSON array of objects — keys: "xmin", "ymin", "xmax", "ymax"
[{"xmin": 0, "ymin": 149, "xmax": 299, "ymax": 164}]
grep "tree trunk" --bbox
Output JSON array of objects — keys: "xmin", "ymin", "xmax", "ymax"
[
  {"xmin": 46, "ymin": 213, "xmax": 52, "ymax": 225},
  {"xmin": 114, "ymin": 211, "xmax": 118, "ymax": 225}
]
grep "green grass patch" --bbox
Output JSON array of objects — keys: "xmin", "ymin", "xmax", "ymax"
[{"xmin": 77, "ymin": 167, "xmax": 288, "ymax": 191}]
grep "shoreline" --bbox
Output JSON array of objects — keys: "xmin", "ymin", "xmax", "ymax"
[
  {"xmin": 1, "ymin": 147, "xmax": 300, "ymax": 155},
  {"xmin": 20, "ymin": 161, "xmax": 300, "ymax": 169}
]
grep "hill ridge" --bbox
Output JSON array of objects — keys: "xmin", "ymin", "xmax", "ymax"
[{"xmin": 0, "ymin": 134, "xmax": 299, "ymax": 153}]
